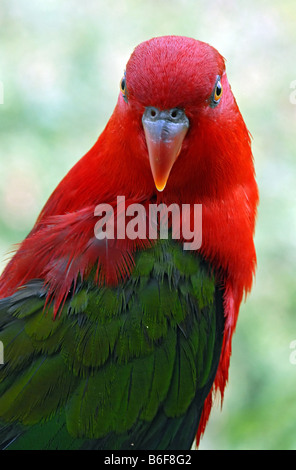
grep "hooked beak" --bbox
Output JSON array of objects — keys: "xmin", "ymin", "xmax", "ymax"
[{"xmin": 142, "ymin": 107, "xmax": 189, "ymax": 192}]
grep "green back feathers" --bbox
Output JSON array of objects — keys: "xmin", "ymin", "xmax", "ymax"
[{"xmin": 0, "ymin": 239, "xmax": 223, "ymax": 450}]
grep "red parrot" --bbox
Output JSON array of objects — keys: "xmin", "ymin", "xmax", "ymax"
[{"xmin": 0, "ymin": 36, "xmax": 258, "ymax": 450}]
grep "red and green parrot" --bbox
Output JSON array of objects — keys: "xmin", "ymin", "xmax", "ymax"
[{"xmin": 0, "ymin": 36, "xmax": 258, "ymax": 450}]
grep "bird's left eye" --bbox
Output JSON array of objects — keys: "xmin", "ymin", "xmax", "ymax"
[
  {"xmin": 120, "ymin": 72, "xmax": 128, "ymax": 102},
  {"xmin": 212, "ymin": 76, "xmax": 223, "ymax": 106}
]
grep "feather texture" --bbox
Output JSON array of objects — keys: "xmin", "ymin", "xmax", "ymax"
[{"xmin": 0, "ymin": 240, "xmax": 224, "ymax": 449}]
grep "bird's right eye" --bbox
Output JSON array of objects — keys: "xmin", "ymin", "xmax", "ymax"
[
  {"xmin": 213, "ymin": 79, "xmax": 222, "ymax": 102},
  {"xmin": 210, "ymin": 75, "xmax": 223, "ymax": 107}
]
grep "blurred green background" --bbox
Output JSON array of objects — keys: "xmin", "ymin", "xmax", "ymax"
[{"xmin": 0, "ymin": 0, "xmax": 295, "ymax": 450}]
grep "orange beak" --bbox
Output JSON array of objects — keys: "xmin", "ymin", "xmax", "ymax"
[{"xmin": 142, "ymin": 107, "xmax": 189, "ymax": 191}]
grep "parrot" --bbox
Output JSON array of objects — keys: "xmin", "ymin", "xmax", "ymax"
[{"xmin": 0, "ymin": 35, "xmax": 258, "ymax": 450}]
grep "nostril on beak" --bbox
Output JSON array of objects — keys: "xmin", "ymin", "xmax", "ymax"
[
  {"xmin": 148, "ymin": 107, "xmax": 158, "ymax": 119},
  {"xmin": 170, "ymin": 109, "xmax": 179, "ymax": 119}
]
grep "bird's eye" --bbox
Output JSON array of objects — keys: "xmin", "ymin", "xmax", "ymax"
[
  {"xmin": 211, "ymin": 76, "xmax": 223, "ymax": 106},
  {"xmin": 120, "ymin": 72, "xmax": 128, "ymax": 102}
]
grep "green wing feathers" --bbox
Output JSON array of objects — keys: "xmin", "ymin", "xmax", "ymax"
[{"xmin": 0, "ymin": 240, "xmax": 224, "ymax": 450}]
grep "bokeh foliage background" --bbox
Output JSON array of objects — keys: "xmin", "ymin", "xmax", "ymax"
[{"xmin": 0, "ymin": 0, "xmax": 295, "ymax": 450}]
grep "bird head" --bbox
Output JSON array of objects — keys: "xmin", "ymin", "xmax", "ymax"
[{"xmin": 116, "ymin": 36, "xmax": 253, "ymax": 199}]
